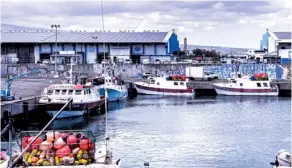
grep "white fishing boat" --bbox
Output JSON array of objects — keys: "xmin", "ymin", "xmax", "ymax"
[
  {"xmin": 39, "ymin": 83, "xmax": 105, "ymax": 119},
  {"xmin": 134, "ymin": 75, "xmax": 194, "ymax": 96},
  {"xmin": 213, "ymin": 73, "xmax": 278, "ymax": 96},
  {"xmin": 271, "ymin": 150, "xmax": 291, "ymax": 168}
]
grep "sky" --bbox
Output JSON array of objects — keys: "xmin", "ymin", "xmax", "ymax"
[{"xmin": 1, "ymin": 0, "xmax": 292, "ymax": 49}]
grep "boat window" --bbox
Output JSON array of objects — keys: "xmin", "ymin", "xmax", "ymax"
[
  {"xmin": 174, "ymin": 82, "xmax": 178, "ymax": 86},
  {"xmin": 232, "ymin": 80, "xmax": 236, "ymax": 83},
  {"xmin": 256, "ymin": 83, "xmax": 261, "ymax": 87},
  {"xmin": 61, "ymin": 90, "xmax": 67, "ymax": 95},
  {"xmin": 48, "ymin": 90, "xmax": 53, "ymax": 95},
  {"xmin": 55, "ymin": 90, "xmax": 60, "ymax": 95},
  {"xmin": 240, "ymin": 83, "xmax": 243, "ymax": 87},
  {"xmin": 84, "ymin": 89, "xmax": 88, "ymax": 95},
  {"xmin": 157, "ymin": 82, "xmax": 160, "ymax": 86},
  {"xmin": 68, "ymin": 90, "xmax": 73, "ymax": 95},
  {"xmin": 263, "ymin": 83, "xmax": 268, "ymax": 87},
  {"xmin": 180, "ymin": 82, "xmax": 184, "ymax": 86},
  {"xmin": 88, "ymin": 89, "xmax": 91, "ymax": 94},
  {"xmin": 75, "ymin": 90, "xmax": 82, "ymax": 95}
]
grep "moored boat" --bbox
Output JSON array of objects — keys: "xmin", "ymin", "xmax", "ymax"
[
  {"xmin": 270, "ymin": 150, "xmax": 291, "ymax": 168},
  {"xmin": 85, "ymin": 76, "xmax": 128, "ymax": 102},
  {"xmin": 213, "ymin": 73, "xmax": 278, "ymax": 96},
  {"xmin": 134, "ymin": 75, "xmax": 194, "ymax": 96},
  {"xmin": 39, "ymin": 83, "xmax": 105, "ymax": 119}
]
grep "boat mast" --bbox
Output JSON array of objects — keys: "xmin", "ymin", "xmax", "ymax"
[
  {"xmin": 100, "ymin": 0, "xmax": 108, "ymax": 148},
  {"xmin": 69, "ymin": 57, "xmax": 73, "ymax": 84}
]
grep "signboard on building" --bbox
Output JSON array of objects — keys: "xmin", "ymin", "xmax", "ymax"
[{"xmin": 59, "ymin": 51, "xmax": 76, "ymax": 55}]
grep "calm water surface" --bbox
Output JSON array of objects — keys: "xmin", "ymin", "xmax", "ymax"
[{"xmin": 18, "ymin": 96, "xmax": 292, "ymax": 168}]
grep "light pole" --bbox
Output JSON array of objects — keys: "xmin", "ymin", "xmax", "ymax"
[{"xmin": 51, "ymin": 24, "xmax": 60, "ymax": 78}]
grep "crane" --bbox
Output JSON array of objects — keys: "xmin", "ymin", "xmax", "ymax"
[{"xmin": 1, "ymin": 68, "xmax": 41, "ymax": 101}]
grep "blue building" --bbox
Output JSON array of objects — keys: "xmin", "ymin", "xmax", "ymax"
[
  {"xmin": 260, "ymin": 29, "xmax": 291, "ymax": 64},
  {"xmin": 1, "ymin": 30, "xmax": 180, "ymax": 64}
]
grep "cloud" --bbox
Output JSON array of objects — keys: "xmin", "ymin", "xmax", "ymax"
[{"xmin": 1, "ymin": 0, "xmax": 291, "ymax": 49}]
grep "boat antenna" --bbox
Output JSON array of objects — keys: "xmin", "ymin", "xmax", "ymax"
[
  {"xmin": 100, "ymin": 0, "xmax": 108, "ymax": 147},
  {"xmin": 70, "ymin": 57, "xmax": 73, "ymax": 84}
]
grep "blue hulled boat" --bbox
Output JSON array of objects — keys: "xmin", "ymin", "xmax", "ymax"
[{"xmin": 85, "ymin": 76, "xmax": 128, "ymax": 102}]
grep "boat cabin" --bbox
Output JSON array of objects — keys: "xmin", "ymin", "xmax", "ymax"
[
  {"xmin": 45, "ymin": 84, "xmax": 98, "ymax": 98},
  {"xmin": 145, "ymin": 76, "xmax": 190, "ymax": 88}
]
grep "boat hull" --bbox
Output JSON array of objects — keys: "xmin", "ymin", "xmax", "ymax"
[
  {"xmin": 214, "ymin": 85, "xmax": 278, "ymax": 96},
  {"xmin": 46, "ymin": 110, "xmax": 87, "ymax": 119},
  {"xmin": 134, "ymin": 83, "xmax": 194, "ymax": 96},
  {"xmin": 40, "ymin": 99, "xmax": 105, "ymax": 119},
  {"xmin": 99, "ymin": 88, "xmax": 128, "ymax": 102}
]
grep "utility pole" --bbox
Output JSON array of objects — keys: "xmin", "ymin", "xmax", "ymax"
[{"xmin": 51, "ymin": 25, "xmax": 60, "ymax": 78}]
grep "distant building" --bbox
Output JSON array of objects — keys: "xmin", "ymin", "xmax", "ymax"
[
  {"xmin": 1, "ymin": 30, "xmax": 180, "ymax": 64},
  {"xmin": 260, "ymin": 29, "xmax": 291, "ymax": 64}
]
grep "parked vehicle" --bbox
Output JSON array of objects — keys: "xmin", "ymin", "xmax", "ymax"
[
  {"xmin": 170, "ymin": 61, "xmax": 177, "ymax": 64},
  {"xmin": 154, "ymin": 59, "xmax": 161, "ymax": 64},
  {"xmin": 124, "ymin": 59, "xmax": 132, "ymax": 64},
  {"xmin": 204, "ymin": 72, "xmax": 219, "ymax": 80},
  {"xmin": 142, "ymin": 59, "xmax": 150, "ymax": 64},
  {"xmin": 162, "ymin": 60, "xmax": 170, "ymax": 64},
  {"xmin": 185, "ymin": 66, "xmax": 218, "ymax": 81},
  {"xmin": 143, "ymin": 72, "xmax": 153, "ymax": 79},
  {"xmin": 101, "ymin": 59, "xmax": 110, "ymax": 64},
  {"xmin": 42, "ymin": 59, "xmax": 50, "ymax": 64}
]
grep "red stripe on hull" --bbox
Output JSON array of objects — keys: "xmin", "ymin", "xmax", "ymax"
[
  {"xmin": 40, "ymin": 98, "xmax": 105, "ymax": 111},
  {"xmin": 215, "ymin": 86, "xmax": 277, "ymax": 93},
  {"xmin": 135, "ymin": 84, "xmax": 193, "ymax": 93}
]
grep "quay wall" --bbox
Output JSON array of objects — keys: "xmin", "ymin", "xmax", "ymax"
[{"xmin": 1, "ymin": 63, "xmax": 290, "ymax": 79}]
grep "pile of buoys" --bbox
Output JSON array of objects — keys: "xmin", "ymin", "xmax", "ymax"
[
  {"xmin": 169, "ymin": 75, "xmax": 186, "ymax": 81},
  {"xmin": 252, "ymin": 73, "xmax": 269, "ymax": 81},
  {"xmin": 21, "ymin": 131, "xmax": 95, "ymax": 166}
]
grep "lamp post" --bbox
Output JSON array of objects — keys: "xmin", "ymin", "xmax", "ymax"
[{"xmin": 51, "ymin": 24, "xmax": 60, "ymax": 78}]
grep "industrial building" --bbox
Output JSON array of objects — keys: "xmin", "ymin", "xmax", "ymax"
[
  {"xmin": 260, "ymin": 29, "xmax": 291, "ymax": 64},
  {"xmin": 1, "ymin": 30, "xmax": 179, "ymax": 64}
]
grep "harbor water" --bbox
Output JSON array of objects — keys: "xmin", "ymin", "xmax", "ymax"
[{"xmin": 8, "ymin": 95, "xmax": 291, "ymax": 168}]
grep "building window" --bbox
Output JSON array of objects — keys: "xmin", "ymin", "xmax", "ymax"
[
  {"xmin": 180, "ymin": 82, "xmax": 184, "ymax": 86},
  {"xmin": 263, "ymin": 83, "xmax": 268, "ymax": 87},
  {"xmin": 174, "ymin": 82, "xmax": 178, "ymax": 86},
  {"xmin": 256, "ymin": 83, "xmax": 261, "ymax": 87},
  {"xmin": 240, "ymin": 83, "xmax": 243, "ymax": 87}
]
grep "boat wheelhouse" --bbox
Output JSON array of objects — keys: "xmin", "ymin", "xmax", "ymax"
[
  {"xmin": 85, "ymin": 76, "xmax": 128, "ymax": 102},
  {"xmin": 213, "ymin": 73, "xmax": 278, "ymax": 96},
  {"xmin": 134, "ymin": 75, "xmax": 194, "ymax": 96},
  {"xmin": 39, "ymin": 83, "xmax": 105, "ymax": 118}
]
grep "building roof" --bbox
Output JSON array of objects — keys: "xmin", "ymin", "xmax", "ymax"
[
  {"xmin": 1, "ymin": 31, "xmax": 171, "ymax": 43},
  {"xmin": 273, "ymin": 32, "xmax": 291, "ymax": 40}
]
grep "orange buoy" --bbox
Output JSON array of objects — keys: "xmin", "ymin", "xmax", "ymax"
[
  {"xmin": 46, "ymin": 131, "xmax": 61, "ymax": 142},
  {"xmin": 56, "ymin": 145, "xmax": 71, "ymax": 157}
]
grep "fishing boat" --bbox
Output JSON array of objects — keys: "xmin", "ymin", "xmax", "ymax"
[
  {"xmin": 85, "ymin": 76, "xmax": 128, "ymax": 102},
  {"xmin": 213, "ymin": 73, "xmax": 278, "ymax": 96},
  {"xmin": 134, "ymin": 75, "xmax": 194, "ymax": 96},
  {"xmin": 39, "ymin": 83, "xmax": 105, "ymax": 119},
  {"xmin": 270, "ymin": 150, "xmax": 291, "ymax": 168}
]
